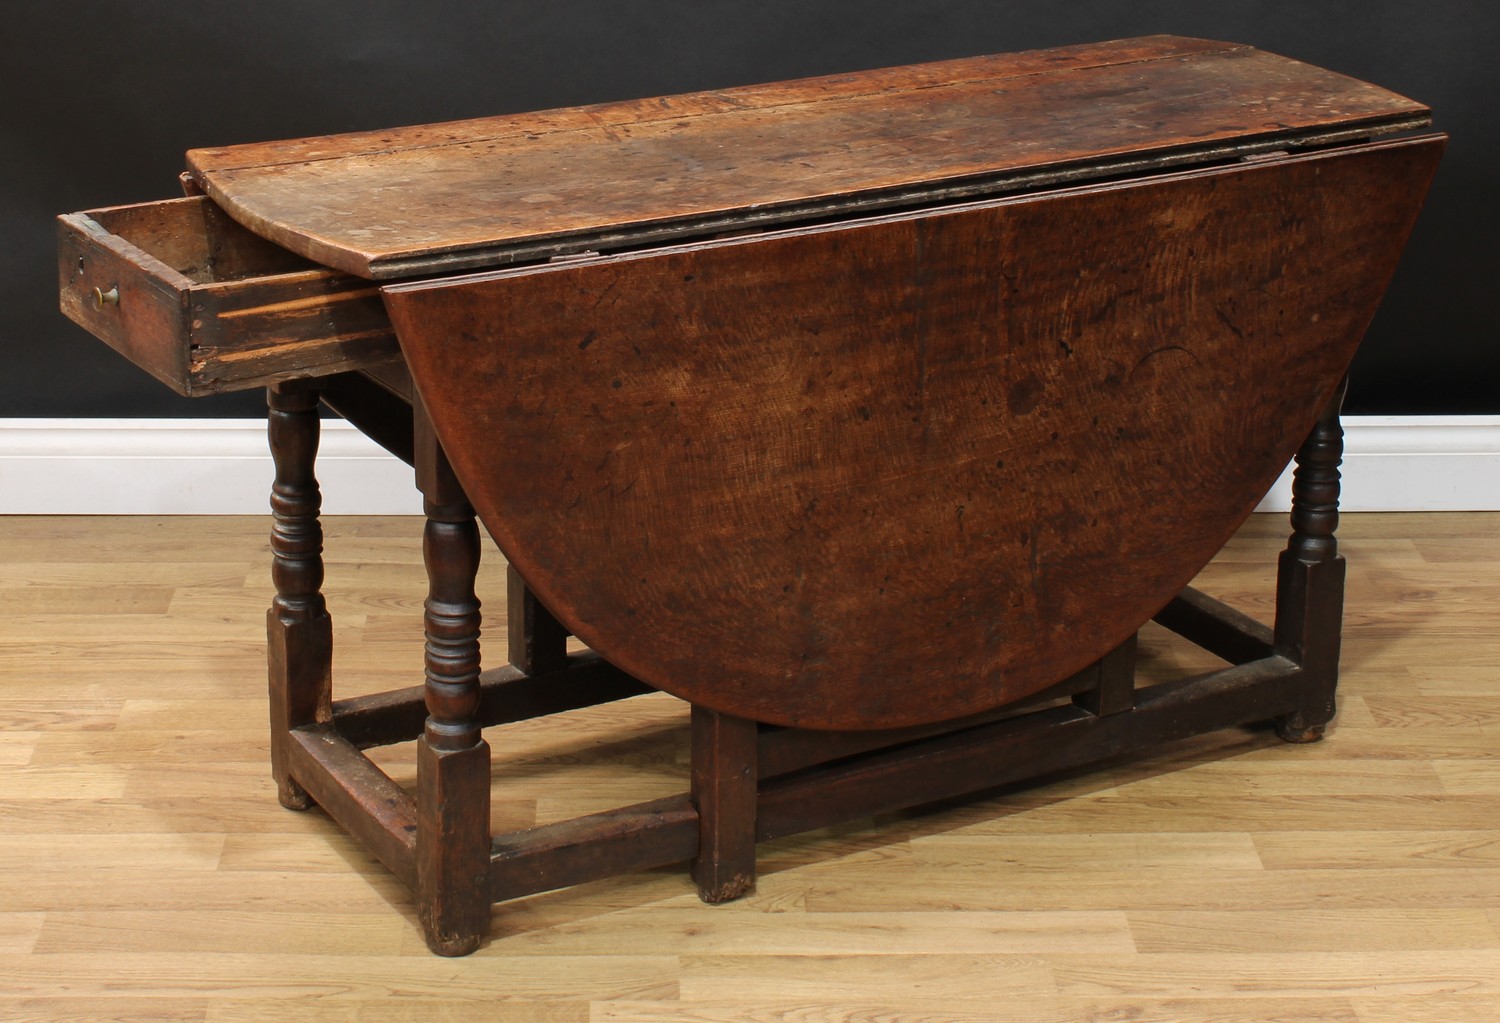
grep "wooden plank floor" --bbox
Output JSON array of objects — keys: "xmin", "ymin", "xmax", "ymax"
[{"xmin": 0, "ymin": 512, "xmax": 1497, "ymax": 1022}]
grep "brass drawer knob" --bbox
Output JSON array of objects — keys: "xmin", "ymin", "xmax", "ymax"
[{"xmin": 92, "ymin": 286, "xmax": 119, "ymax": 309}]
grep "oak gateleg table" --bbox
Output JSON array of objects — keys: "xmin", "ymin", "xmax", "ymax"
[{"xmin": 58, "ymin": 36, "xmax": 1443, "ymax": 954}]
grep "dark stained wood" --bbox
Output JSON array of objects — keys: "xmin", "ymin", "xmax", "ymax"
[
  {"xmin": 184, "ymin": 38, "xmax": 1430, "ymax": 279},
  {"xmin": 187, "ymin": 36, "xmax": 1229, "ymax": 175},
  {"xmin": 415, "ymin": 740, "xmax": 489, "ymax": 956},
  {"xmin": 332, "ymin": 652, "xmax": 653, "ymax": 749},
  {"xmin": 54, "ymin": 37, "xmax": 1448, "ymax": 956},
  {"xmin": 265, "ymin": 383, "xmax": 331, "ymax": 810},
  {"xmin": 73, "ymin": 195, "xmax": 309, "ymax": 282},
  {"xmin": 479, "ymin": 653, "xmax": 1313, "ymax": 910},
  {"xmin": 690, "ymin": 707, "xmax": 758, "ymax": 903},
  {"xmin": 756, "ymin": 656, "xmax": 1303, "ymax": 843},
  {"xmin": 506, "ymin": 565, "xmax": 569, "ymax": 676},
  {"xmin": 490, "ymin": 795, "xmax": 700, "ymax": 904},
  {"xmin": 384, "ymin": 137, "xmax": 1444, "ymax": 731},
  {"xmin": 57, "ymin": 197, "xmax": 399, "ymax": 395},
  {"xmin": 319, "ymin": 370, "xmax": 416, "ymax": 466},
  {"xmin": 1274, "ymin": 379, "xmax": 1350, "ymax": 743},
  {"xmin": 284, "ymin": 725, "xmax": 417, "ymax": 889},
  {"xmin": 1154, "ymin": 585, "xmax": 1275, "ymax": 666},
  {"xmin": 413, "ymin": 402, "xmax": 490, "ymax": 956},
  {"xmin": 59, "ymin": 207, "xmax": 198, "ymax": 393},
  {"xmin": 359, "ymin": 359, "xmax": 418, "ymax": 403},
  {"xmin": 757, "ymin": 661, "xmax": 1104, "ymax": 780},
  {"xmin": 1073, "ymin": 634, "xmax": 1137, "ymax": 718}
]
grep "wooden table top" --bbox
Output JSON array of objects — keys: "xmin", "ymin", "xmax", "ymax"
[
  {"xmin": 185, "ymin": 35, "xmax": 1429, "ymax": 280},
  {"xmin": 381, "ymin": 135, "xmax": 1443, "ymax": 728}
]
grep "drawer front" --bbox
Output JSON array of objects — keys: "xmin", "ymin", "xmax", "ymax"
[
  {"xmin": 58, "ymin": 196, "xmax": 399, "ymax": 397},
  {"xmin": 59, "ymin": 209, "xmax": 192, "ymax": 393}
]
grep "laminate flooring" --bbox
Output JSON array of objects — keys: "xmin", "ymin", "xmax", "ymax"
[{"xmin": 1, "ymin": 513, "xmax": 1497, "ymax": 1022}]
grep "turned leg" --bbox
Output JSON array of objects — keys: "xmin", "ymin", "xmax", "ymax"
[
  {"xmin": 507, "ymin": 564, "xmax": 568, "ymax": 675},
  {"xmin": 691, "ymin": 706, "xmax": 758, "ymax": 903},
  {"xmin": 1273, "ymin": 378, "xmax": 1348, "ymax": 743},
  {"xmin": 414, "ymin": 404, "xmax": 491, "ymax": 956},
  {"xmin": 266, "ymin": 383, "xmax": 333, "ymax": 810}
]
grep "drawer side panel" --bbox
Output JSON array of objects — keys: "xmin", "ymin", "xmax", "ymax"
[{"xmin": 58, "ymin": 213, "xmax": 192, "ymax": 397}]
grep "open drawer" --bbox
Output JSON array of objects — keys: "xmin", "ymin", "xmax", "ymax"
[{"xmin": 58, "ymin": 196, "xmax": 399, "ymax": 396}]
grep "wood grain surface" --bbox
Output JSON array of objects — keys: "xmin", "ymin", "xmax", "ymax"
[
  {"xmin": 384, "ymin": 138, "xmax": 1443, "ymax": 730},
  {"xmin": 184, "ymin": 36, "xmax": 1430, "ymax": 278},
  {"xmin": 2, "ymin": 512, "xmax": 1498, "ymax": 1021}
]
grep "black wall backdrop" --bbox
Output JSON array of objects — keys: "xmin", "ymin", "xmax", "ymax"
[{"xmin": 3, "ymin": 1, "xmax": 1492, "ymax": 418}]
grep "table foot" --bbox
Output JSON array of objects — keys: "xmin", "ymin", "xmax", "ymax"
[
  {"xmin": 1274, "ymin": 715, "xmax": 1327, "ymax": 744},
  {"xmin": 275, "ymin": 779, "xmax": 315, "ymax": 812}
]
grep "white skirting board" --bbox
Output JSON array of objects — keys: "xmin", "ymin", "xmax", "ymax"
[
  {"xmin": 1, "ymin": 416, "xmax": 1498, "ymax": 515},
  {"xmin": 0, "ymin": 419, "xmax": 418, "ymax": 516}
]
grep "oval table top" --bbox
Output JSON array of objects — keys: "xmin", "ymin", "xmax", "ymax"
[{"xmin": 383, "ymin": 137, "xmax": 1443, "ymax": 729}]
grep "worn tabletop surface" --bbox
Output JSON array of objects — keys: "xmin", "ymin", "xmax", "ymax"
[{"xmin": 185, "ymin": 35, "xmax": 1428, "ymax": 279}]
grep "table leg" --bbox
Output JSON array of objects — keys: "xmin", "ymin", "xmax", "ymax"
[
  {"xmin": 414, "ymin": 404, "xmax": 492, "ymax": 956},
  {"xmin": 1071, "ymin": 634, "xmax": 1138, "ymax": 717},
  {"xmin": 1273, "ymin": 377, "xmax": 1348, "ymax": 743},
  {"xmin": 507, "ymin": 564, "xmax": 568, "ymax": 675},
  {"xmin": 691, "ymin": 706, "xmax": 758, "ymax": 903},
  {"xmin": 266, "ymin": 383, "xmax": 332, "ymax": 811}
]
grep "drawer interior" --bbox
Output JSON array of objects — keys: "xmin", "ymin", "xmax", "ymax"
[{"xmin": 84, "ymin": 195, "xmax": 319, "ymax": 284}]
